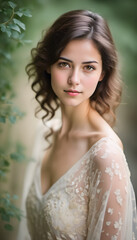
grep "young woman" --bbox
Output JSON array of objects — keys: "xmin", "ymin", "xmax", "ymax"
[{"xmin": 25, "ymin": 10, "xmax": 137, "ymax": 239}]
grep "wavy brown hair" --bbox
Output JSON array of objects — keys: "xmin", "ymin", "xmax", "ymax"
[{"xmin": 26, "ymin": 9, "xmax": 122, "ymax": 129}]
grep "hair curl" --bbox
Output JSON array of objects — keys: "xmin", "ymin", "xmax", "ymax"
[{"xmin": 26, "ymin": 9, "xmax": 122, "ymax": 130}]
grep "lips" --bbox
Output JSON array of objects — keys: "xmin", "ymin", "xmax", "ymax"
[
  {"xmin": 64, "ymin": 89, "xmax": 82, "ymax": 93},
  {"xmin": 64, "ymin": 89, "xmax": 82, "ymax": 96}
]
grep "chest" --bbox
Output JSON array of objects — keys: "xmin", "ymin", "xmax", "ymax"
[
  {"xmin": 26, "ymin": 157, "xmax": 90, "ymax": 239},
  {"xmin": 41, "ymin": 138, "xmax": 90, "ymax": 195}
]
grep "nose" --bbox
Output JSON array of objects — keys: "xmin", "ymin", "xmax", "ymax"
[{"xmin": 67, "ymin": 68, "xmax": 80, "ymax": 86}]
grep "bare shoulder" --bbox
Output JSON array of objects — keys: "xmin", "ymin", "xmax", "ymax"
[
  {"xmin": 88, "ymin": 111, "xmax": 123, "ymax": 151},
  {"xmin": 99, "ymin": 120, "xmax": 123, "ymax": 150},
  {"xmin": 88, "ymin": 128, "xmax": 123, "ymax": 151}
]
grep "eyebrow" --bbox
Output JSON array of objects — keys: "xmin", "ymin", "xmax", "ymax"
[{"xmin": 59, "ymin": 57, "xmax": 98, "ymax": 64}]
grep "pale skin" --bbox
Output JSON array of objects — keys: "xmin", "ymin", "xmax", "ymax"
[{"xmin": 41, "ymin": 39, "xmax": 123, "ymax": 195}]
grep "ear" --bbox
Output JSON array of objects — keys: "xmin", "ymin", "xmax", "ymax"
[{"xmin": 99, "ymin": 71, "xmax": 105, "ymax": 82}]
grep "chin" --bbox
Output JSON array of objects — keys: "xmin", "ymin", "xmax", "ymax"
[{"xmin": 60, "ymin": 99, "xmax": 82, "ymax": 107}]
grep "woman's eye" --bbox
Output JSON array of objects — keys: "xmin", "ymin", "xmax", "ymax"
[
  {"xmin": 84, "ymin": 65, "xmax": 95, "ymax": 71},
  {"xmin": 58, "ymin": 62, "xmax": 70, "ymax": 68}
]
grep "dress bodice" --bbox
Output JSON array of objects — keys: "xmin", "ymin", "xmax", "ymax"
[{"xmin": 26, "ymin": 137, "xmax": 137, "ymax": 240}]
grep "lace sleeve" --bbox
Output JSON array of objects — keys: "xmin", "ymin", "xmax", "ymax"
[{"xmin": 87, "ymin": 138, "xmax": 137, "ymax": 240}]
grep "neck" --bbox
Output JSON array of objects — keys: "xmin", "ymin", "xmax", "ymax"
[{"xmin": 59, "ymin": 100, "xmax": 92, "ymax": 137}]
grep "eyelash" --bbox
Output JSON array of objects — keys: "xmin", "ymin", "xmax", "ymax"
[
  {"xmin": 58, "ymin": 62, "xmax": 70, "ymax": 68},
  {"xmin": 57, "ymin": 61, "xmax": 95, "ymax": 71},
  {"xmin": 84, "ymin": 65, "xmax": 95, "ymax": 71}
]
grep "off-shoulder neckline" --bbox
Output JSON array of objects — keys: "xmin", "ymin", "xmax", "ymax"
[{"xmin": 36, "ymin": 136, "xmax": 124, "ymax": 199}]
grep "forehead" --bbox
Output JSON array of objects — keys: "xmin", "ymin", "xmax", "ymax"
[{"xmin": 60, "ymin": 39, "xmax": 102, "ymax": 62}]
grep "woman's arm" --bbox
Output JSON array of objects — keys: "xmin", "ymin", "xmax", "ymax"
[{"xmin": 87, "ymin": 139, "xmax": 137, "ymax": 240}]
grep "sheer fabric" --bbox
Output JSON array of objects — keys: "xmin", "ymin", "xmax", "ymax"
[{"xmin": 25, "ymin": 135, "xmax": 137, "ymax": 240}]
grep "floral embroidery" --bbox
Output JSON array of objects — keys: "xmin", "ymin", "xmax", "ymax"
[
  {"xmin": 108, "ymin": 208, "xmax": 114, "ymax": 215},
  {"xmin": 114, "ymin": 217, "xmax": 122, "ymax": 231},
  {"xmin": 105, "ymin": 167, "xmax": 114, "ymax": 179},
  {"xmin": 97, "ymin": 188, "xmax": 101, "ymax": 194},
  {"xmin": 111, "ymin": 236, "xmax": 117, "ymax": 240},
  {"xmin": 26, "ymin": 137, "xmax": 137, "ymax": 240},
  {"xmin": 114, "ymin": 189, "xmax": 123, "ymax": 206},
  {"xmin": 106, "ymin": 221, "xmax": 111, "ymax": 226},
  {"xmin": 112, "ymin": 162, "xmax": 122, "ymax": 180}
]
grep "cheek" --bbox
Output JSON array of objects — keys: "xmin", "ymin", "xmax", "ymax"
[
  {"xmin": 51, "ymin": 72, "xmax": 60, "ymax": 89},
  {"xmin": 51, "ymin": 70, "xmax": 65, "ymax": 87},
  {"xmin": 84, "ymin": 75, "xmax": 100, "ymax": 93},
  {"xmin": 51, "ymin": 70, "xmax": 66, "ymax": 97}
]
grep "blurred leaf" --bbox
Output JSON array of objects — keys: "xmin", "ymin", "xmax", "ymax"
[
  {"xmin": 21, "ymin": 39, "xmax": 32, "ymax": 44},
  {"xmin": 9, "ymin": 23, "xmax": 21, "ymax": 33},
  {"xmin": 12, "ymin": 195, "xmax": 18, "ymax": 200},
  {"xmin": 4, "ymin": 27, "xmax": 12, "ymax": 37},
  {"xmin": 3, "ymin": 160, "xmax": 10, "ymax": 167},
  {"xmin": 12, "ymin": 106, "xmax": 25, "ymax": 118},
  {"xmin": 0, "ymin": 191, "xmax": 24, "ymax": 230},
  {"xmin": 10, "ymin": 152, "xmax": 23, "ymax": 162},
  {"xmin": 2, "ymin": 213, "xmax": 10, "ymax": 222},
  {"xmin": 0, "ymin": 116, "xmax": 6, "ymax": 123},
  {"xmin": 8, "ymin": 1, "xmax": 16, "ymax": 9},
  {"xmin": 0, "ymin": 50, "xmax": 11, "ymax": 60},
  {"xmin": 15, "ymin": 8, "xmax": 32, "ymax": 18},
  {"xmin": 0, "ymin": 25, "xmax": 7, "ymax": 33},
  {"xmin": 8, "ymin": 115, "xmax": 16, "ymax": 124},
  {"xmin": 0, "ymin": 170, "xmax": 6, "ymax": 178},
  {"xmin": 11, "ymin": 30, "xmax": 20, "ymax": 39},
  {"xmin": 13, "ymin": 18, "xmax": 25, "ymax": 30},
  {"xmin": 20, "ymin": 8, "xmax": 32, "ymax": 17},
  {"xmin": 15, "ymin": 11, "xmax": 23, "ymax": 17},
  {"xmin": 4, "ymin": 223, "xmax": 13, "ymax": 231},
  {"xmin": 0, "ymin": 207, "xmax": 5, "ymax": 214},
  {"xmin": 10, "ymin": 143, "xmax": 26, "ymax": 162}
]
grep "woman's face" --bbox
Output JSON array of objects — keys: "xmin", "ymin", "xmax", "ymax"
[{"xmin": 50, "ymin": 39, "xmax": 104, "ymax": 107}]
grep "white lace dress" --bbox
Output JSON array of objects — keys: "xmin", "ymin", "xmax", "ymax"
[{"xmin": 25, "ymin": 136, "xmax": 137, "ymax": 240}]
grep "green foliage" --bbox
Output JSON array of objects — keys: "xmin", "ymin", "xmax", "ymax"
[
  {"xmin": 0, "ymin": 192, "xmax": 24, "ymax": 231},
  {"xmin": 0, "ymin": 0, "xmax": 32, "ymax": 232},
  {"xmin": 0, "ymin": 143, "xmax": 28, "ymax": 180},
  {"xmin": 0, "ymin": 1, "xmax": 32, "ymax": 42},
  {"xmin": 0, "ymin": 1, "xmax": 32, "ymax": 125}
]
